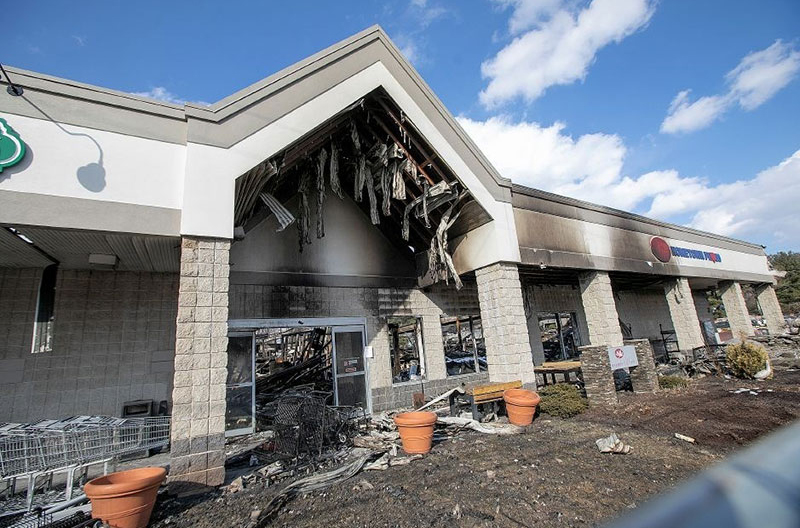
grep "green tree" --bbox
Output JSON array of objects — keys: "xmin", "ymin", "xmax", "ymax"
[{"xmin": 770, "ymin": 252, "xmax": 800, "ymax": 315}]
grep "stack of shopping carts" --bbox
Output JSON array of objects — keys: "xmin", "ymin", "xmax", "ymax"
[
  {"xmin": 0, "ymin": 416, "xmax": 170, "ymax": 479},
  {"xmin": 0, "ymin": 416, "xmax": 170, "ymax": 513}
]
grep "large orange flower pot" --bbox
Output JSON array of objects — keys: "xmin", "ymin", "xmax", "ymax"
[
  {"xmin": 394, "ymin": 411, "xmax": 437, "ymax": 454},
  {"xmin": 503, "ymin": 388, "xmax": 541, "ymax": 426},
  {"xmin": 84, "ymin": 466, "xmax": 167, "ymax": 528}
]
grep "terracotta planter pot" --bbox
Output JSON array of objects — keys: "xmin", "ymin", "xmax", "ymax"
[
  {"xmin": 84, "ymin": 466, "xmax": 167, "ymax": 528},
  {"xmin": 503, "ymin": 388, "xmax": 541, "ymax": 426},
  {"xmin": 394, "ymin": 411, "xmax": 437, "ymax": 454}
]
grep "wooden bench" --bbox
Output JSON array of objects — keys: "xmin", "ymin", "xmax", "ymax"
[
  {"xmin": 449, "ymin": 380, "xmax": 522, "ymax": 420},
  {"xmin": 537, "ymin": 360, "xmax": 582, "ymax": 386}
]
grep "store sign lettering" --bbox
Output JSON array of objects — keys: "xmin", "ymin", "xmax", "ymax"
[
  {"xmin": 0, "ymin": 118, "xmax": 26, "ymax": 172},
  {"xmin": 670, "ymin": 246, "xmax": 722, "ymax": 263},
  {"xmin": 650, "ymin": 236, "xmax": 721, "ymax": 264}
]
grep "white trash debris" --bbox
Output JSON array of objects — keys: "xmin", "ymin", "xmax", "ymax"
[
  {"xmin": 596, "ymin": 433, "xmax": 632, "ymax": 454},
  {"xmin": 352, "ymin": 479, "xmax": 374, "ymax": 492},
  {"xmin": 674, "ymin": 433, "xmax": 696, "ymax": 443},
  {"xmin": 754, "ymin": 358, "xmax": 772, "ymax": 380},
  {"xmin": 437, "ymin": 416, "xmax": 523, "ymax": 435}
]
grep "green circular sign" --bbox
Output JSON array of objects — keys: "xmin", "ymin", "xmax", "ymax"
[{"xmin": 0, "ymin": 118, "xmax": 26, "ymax": 172}]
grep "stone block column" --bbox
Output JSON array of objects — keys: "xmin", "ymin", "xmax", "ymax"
[
  {"xmin": 626, "ymin": 339, "xmax": 659, "ymax": 393},
  {"xmin": 578, "ymin": 271, "xmax": 623, "ymax": 346},
  {"xmin": 719, "ymin": 281, "xmax": 754, "ymax": 338},
  {"xmin": 755, "ymin": 284, "xmax": 786, "ymax": 336},
  {"xmin": 170, "ymin": 237, "xmax": 230, "ymax": 493},
  {"xmin": 577, "ymin": 345, "xmax": 617, "ymax": 406},
  {"xmin": 475, "ymin": 263, "xmax": 536, "ymax": 387},
  {"xmin": 664, "ymin": 278, "xmax": 705, "ymax": 351}
]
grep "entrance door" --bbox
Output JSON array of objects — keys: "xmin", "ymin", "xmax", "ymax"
[
  {"xmin": 225, "ymin": 332, "xmax": 255, "ymax": 437},
  {"xmin": 332, "ymin": 325, "xmax": 369, "ymax": 409}
]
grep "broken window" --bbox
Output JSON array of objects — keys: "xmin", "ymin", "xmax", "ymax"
[
  {"xmin": 32, "ymin": 264, "xmax": 57, "ymax": 354},
  {"xmin": 441, "ymin": 315, "xmax": 486, "ymax": 376},
  {"xmin": 538, "ymin": 312, "xmax": 582, "ymax": 361},
  {"xmin": 388, "ymin": 316, "xmax": 425, "ymax": 384}
]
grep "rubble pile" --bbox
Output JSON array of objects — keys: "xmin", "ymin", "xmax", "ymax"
[{"xmin": 221, "ymin": 396, "xmax": 523, "ymax": 526}]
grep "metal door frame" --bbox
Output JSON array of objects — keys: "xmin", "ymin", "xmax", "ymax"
[
  {"xmin": 228, "ymin": 317, "xmax": 372, "ymax": 414},
  {"xmin": 331, "ymin": 324, "xmax": 371, "ymax": 412},
  {"xmin": 225, "ymin": 331, "xmax": 256, "ymax": 437}
]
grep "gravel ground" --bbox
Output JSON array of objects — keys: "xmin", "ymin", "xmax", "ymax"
[{"xmin": 150, "ymin": 371, "xmax": 800, "ymax": 528}]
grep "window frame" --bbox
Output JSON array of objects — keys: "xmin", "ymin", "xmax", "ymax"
[
  {"xmin": 387, "ymin": 315, "xmax": 427, "ymax": 386},
  {"xmin": 441, "ymin": 314, "xmax": 487, "ymax": 377},
  {"xmin": 31, "ymin": 264, "xmax": 58, "ymax": 354},
  {"xmin": 537, "ymin": 311, "xmax": 582, "ymax": 361}
]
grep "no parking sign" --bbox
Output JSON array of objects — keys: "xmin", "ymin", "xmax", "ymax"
[{"xmin": 608, "ymin": 345, "xmax": 638, "ymax": 370}]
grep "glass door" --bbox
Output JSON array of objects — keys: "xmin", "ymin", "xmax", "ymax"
[
  {"xmin": 225, "ymin": 332, "xmax": 255, "ymax": 437},
  {"xmin": 332, "ymin": 325, "xmax": 369, "ymax": 409}
]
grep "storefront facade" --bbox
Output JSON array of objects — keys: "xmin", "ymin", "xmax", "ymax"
[{"xmin": 0, "ymin": 26, "xmax": 784, "ymax": 490}]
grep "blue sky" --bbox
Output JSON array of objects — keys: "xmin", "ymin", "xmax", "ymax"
[{"xmin": 4, "ymin": 0, "xmax": 800, "ymax": 252}]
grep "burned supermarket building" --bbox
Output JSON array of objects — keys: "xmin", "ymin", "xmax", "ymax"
[{"xmin": 0, "ymin": 26, "xmax": 786, "ymax": 488}]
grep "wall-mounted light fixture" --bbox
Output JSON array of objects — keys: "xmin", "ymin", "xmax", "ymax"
[
  {"xmin": 88, "ymin": 253, "xmax": 118, "ymax": 269},
  {"xmin": 0, "ymin": 63, "xmax": 24, "ymax": 96}
]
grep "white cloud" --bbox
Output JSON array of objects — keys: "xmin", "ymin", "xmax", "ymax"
[
  {"xmin": 458, "ymin": 115, "xmax": 626, "ymax": 195},
  {"xmin": 495, "ymin": 0, "xmax": 563, "ymax": 35},
  {"xmin": 389, "ymin": 0, "xmax": 449, "ymax": 68},
  {"xmin": 133, "ymin": 87, "xmax": 185, "ymax": 105},
  {"xmin": 394, "ymin": 34, "xmax": 420, "ymax": 65},
  {"xmin": 458, "ymin": 114, "xmax": 800, "ymax": 247},
  {"xmin": 407, "ymin": 0, "xmax": 447, "ymax": 29},
  {"xmin": 480, "ymin": 0, "xmax": 655, "ymax": 107},
  {"xmin": 660, "ymin": 91, "xmax": 730, "ymax": 134},
  {"xmin": 727, "ymin": 40, "xmax": 800, "ymax": 110},
  {"xmin": 131, "ymin": 87, "xmax": 210, "ymax": 106},
  {"xmin": 661, "ymin": 40, "xmax": 800, "ymax": 134},
  {"xmin": 72, "ymin": 35, "xmax": 86, "ymax": 47},
  {"xmin": 688, "ymin": 150, "xmax": 800, "ymax": 245}
]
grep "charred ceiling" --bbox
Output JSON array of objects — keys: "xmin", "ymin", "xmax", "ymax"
[{"xmin": 233, "ymin": 89, "xmax": 491, "ymax": 289}]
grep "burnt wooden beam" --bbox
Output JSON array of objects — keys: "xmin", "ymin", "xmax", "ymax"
[
  {"xmin": 368, "ymin": 113, "xmax": 436, "ymax": 187},
  {"xmin": 374, "ymin": 98, "xmax": 451, "ymax": 183}
]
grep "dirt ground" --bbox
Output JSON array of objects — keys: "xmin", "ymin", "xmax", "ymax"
[{"xmin": 150, "ymin": 371, "xmax": 800, "ymax": 528}]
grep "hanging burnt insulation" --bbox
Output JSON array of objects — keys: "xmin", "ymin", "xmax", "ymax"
[
  {"xmin": 401, "ymin": 158, "xmax": 417, "ymax": 201},
  {"xmin": 365, "ymin": 165, "xmax": 380, "ymax": 225},
  {"xmin": 234, "ymin": 159, "xmax": 278, "ymax": 227},
  {"xmin": 316, "ymin": 148, "xmax": 328, "ymax": 238},
  {"xmin": 388, "ymin": 159, "xmax": 404, "ymax": 201},
  {"xmin": 259, "ymin": 192, "xmax": 295, "ymax": 232},
  {"xmin": 349, "ymin": 119, "xmax": 361, "ymax": 153},
  {"xmin": 420, "ymin": 179, "xmax": 430, "ymax": 228},
  {"xmin": 428, "ymin": 191, "xmax": 468, "ymax": 289},
  {"xmin": 380, "ymin": 166, "xmax": 391, "ymax": 216},
  {"xmin": 388, "ymin": 142, "xmax": 403, "ymax": 160},
  {"xmin": 415, "ymin": 181, "xmax": 456, "ymax": 220},
  {"xmin": 329, "ymin": 142, "xmax": 344, "ymax": 199},
  {"xmin": 354, "ymin": 155, "xmax": 367, "ymax": 202},
  {"xmin": 388, "ymin": 143, "xmax": 406, "ymax": 200},
  {"xmin": 297, "ymin": 169, "xmax": 312, "ymax": 252},
  {"xmin": 368, "ymin": 141, "xmax": 388, "ymax": 167},
  {"xmin": 401, "ymin": 181, "xmax": 457, "ymax": 241}
]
